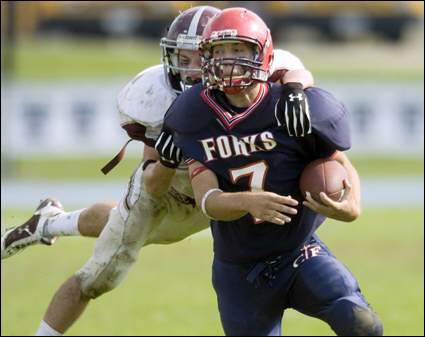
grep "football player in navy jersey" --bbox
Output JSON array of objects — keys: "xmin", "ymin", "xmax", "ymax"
[
  {"xmin": 161, "ymin": 7, "xmax": 383, "ymax": 336},
  {"xmin": 2, "ymin": 6, "xmax": 320, "ymax": 336}
]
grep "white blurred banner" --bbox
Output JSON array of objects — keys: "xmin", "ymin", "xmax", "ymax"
[{"xmin": 2, "ymin": 80, "xmax": 424, "ymax": 158}]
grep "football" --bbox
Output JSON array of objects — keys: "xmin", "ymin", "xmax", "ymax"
[{"xmin": 299, "ymin": 158, "xmax": 348, "ymax": 202}]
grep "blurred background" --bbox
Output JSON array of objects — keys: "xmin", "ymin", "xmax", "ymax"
[{"xmin": 1, "ymin": 1, "xmax": 424, "ymax": 336}]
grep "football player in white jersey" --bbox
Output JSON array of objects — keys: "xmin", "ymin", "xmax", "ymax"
[{"xmin": 1, "ymin": 6, "xmax": 314, "ymax": 336}]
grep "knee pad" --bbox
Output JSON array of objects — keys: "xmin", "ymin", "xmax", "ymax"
[
  {"xmin": 76, "ymin": 243, "xmax": 139, "ymax": 299},
  {"xmin": 75, "ymin": 206, "xmax": 146, "ymax": 299},
  {"xmin": 328, "ymin": 298, "xmax": 383, "ymax": 336}
]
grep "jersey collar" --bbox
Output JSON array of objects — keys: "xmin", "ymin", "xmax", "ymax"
[{"xmin": 201, "ymin": 83, "xmax": 269, "ymax": 131}]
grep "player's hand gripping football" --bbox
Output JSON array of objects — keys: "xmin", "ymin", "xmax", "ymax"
[
  {"xmin": 303, "ymin": 179, "xmax": 359, "ymax": 222},
  {"xmin": 155, "ymin": 127, "xmax": 182, "ymax": 169},
  {"xmin": 275, "ymin": 82, "xmax": 312, "ymax": 137},
  {"xmin": 242, "ymin": 192, "xmax": 298, "ymax": 225}
]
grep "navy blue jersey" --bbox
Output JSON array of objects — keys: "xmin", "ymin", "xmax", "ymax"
[{"xmin": 164, "ymin": 83, "xmax": 351, "ymax": 264}]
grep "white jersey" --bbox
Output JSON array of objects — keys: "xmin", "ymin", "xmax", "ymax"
[
  {"xmin": 117, "ymin": 64, "xmax": 177, "ymax": 142},
  {"xmin": 270, "ymin": 49, "xmax": 305, "ymax": 73},
  {"xmin": 117, "ymin": 64, "xmax": 193, "ymax": 197},
  {"xmin": 116, "ymin": 49, "xmax": 306, "ymax": 198}
]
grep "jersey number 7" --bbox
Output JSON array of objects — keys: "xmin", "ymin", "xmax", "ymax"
[{"xmin": 229, "ymin": 161, "xmax": 269, "ymax": 223}]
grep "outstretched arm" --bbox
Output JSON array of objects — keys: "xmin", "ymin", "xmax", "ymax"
[
  {"xmin": 189, "ymin": 161, "xmax": 298, "ymax": 225},
  {"xmin": 143, "ymin": 144, "xmax": 176, "ymax": 199}
]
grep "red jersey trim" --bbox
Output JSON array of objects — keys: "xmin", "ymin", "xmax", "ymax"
[{"xmin": 200, "ymin": 83, "xmax": 268, "ymax": 131}]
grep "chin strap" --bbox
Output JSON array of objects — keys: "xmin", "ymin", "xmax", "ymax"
[
  {"xmin": 101, "ymin": 139, "xmax": 133, "ymax": 175},
  {"xmin": 101, "ymin": 122, "xmax": 157, "ymax": 175}
]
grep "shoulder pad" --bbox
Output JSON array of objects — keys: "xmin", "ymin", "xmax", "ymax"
[
  {"xmin": 306, "ymin": 87, "xmax": 351, "ymax": 151},
  {"xmin": 306, "ymin": 87, "xmax": 347, "ymax": 122},
  {"xmin": 117, "ymin": 65, "xmax": 176, "ymax": 129}
]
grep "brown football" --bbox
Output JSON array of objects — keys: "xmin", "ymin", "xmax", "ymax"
[{"xmin": 299, "ymin": 158, "xmax": 348, "ymax": 202}]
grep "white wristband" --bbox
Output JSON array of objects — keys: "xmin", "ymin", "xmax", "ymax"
[{"xmin": 201, "ymin": 188, "xmax": 223, "ymax": 220}]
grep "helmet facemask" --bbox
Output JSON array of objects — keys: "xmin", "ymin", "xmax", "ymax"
[
  {"xmin": 160, "ymin": 34, "xmax": 203, "ymax": 93},
  {"xmin": 159, "ymin": 6, "xmax": 221, "ymax": 94},
  {"xmin": 201, "ymin": 39, "xmax": 270, "ymax": 94}
]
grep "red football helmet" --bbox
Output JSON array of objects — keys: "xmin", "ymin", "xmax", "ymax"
[
  {"xmin": 160, "ymin": 6, "xmax": 221, "ymax": 93},
  {"xmin": 200, "ymin": 7, "xmax": 274, "ymax": 93}
]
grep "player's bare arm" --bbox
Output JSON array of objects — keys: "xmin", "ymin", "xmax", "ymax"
[
  {"xmin": 189, "ymin": 161, "xmax": 298, "ymax": 225},
  {"xmin": 270, "ymin": 49, "xmax": 314, "ymax": 89},
  {"xmin": 303, "ymin": 151, "xmax": 361, "ymax": 222},
  {"xmin": 142, "ymin": 144, "xmax": 176, "ymax": 199},
  {"xmin": 281, "ymin": 69, "xmax": 314, "ymax": 88}
]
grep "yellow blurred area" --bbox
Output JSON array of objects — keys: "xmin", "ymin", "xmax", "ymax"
[
  {"xmin": 265, "ymin": 1, "xmax": 424, "ymax": 17},
  {"xmin": 2, "ymin": 1, "xmax": 423, "ymax": 37}
]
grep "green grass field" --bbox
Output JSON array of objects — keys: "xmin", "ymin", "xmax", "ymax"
[
  {"xmin": 1, "ymin": 33, "xmax": 423, "ymax": 336},
  {"xmin": 1, "ymin": 207, "xmax": 423, "ymax": 336},
  {"xmin": 5, "ymin": 37, "xmax": 423, "ymax": 82},
  {"xmin": 3, "ymin": 155, "xmax": 424, "ymax": 182}
]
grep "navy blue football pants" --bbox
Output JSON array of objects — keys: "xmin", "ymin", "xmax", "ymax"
[{"xmin": 212, "ymin": 236, "xmax": 383, "ymax": 336}]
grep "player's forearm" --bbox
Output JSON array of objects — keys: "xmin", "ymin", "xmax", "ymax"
[
  {"xmin": 143, "ymin": 162, "xmax": 175, "ymax": 198},
  {"xmin": 282, "ymin": 69, "xmax": 314, "ymax": 89},
  {"xmin": 204, "ymin": 191, "xmax": 249, "ymax": 221},
  {"xmin": 343, "ymin": 161, "xmax": 361, "ymax": 219},
  {"xmin": 334, "ymin": 153, "xmax": 362, "ymax": 220},
  {"xmin": 190, "ymin": 162, "xmax": 249, "ymax": 221},
  {"xmin": 191, "ymin": 176, "xmax": 249, "ymax": 220},
  {"xmin": 205, "ymin": 191, "xmax": 298, "ymax": 224}
]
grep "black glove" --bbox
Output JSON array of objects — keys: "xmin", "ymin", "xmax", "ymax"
[
  {"xmin": 276, "ymin": 82, "xmax": 312, "ymax": 137},
  {"xmin": 154, "ymin": 127, "xmax": 182, "ymax": 169}
]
